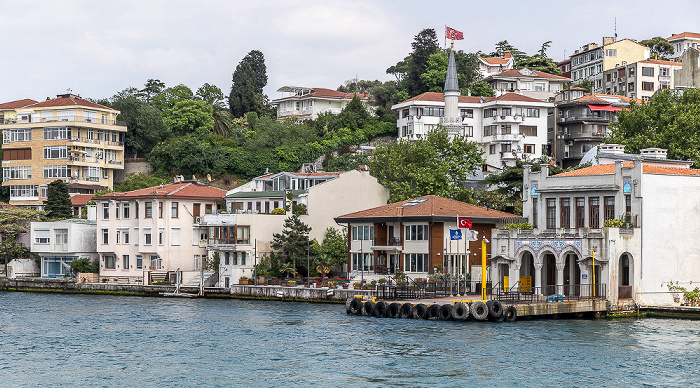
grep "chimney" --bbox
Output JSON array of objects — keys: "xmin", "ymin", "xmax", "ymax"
[
  {"xmin": 503, "ymin": 51, "xmax": 512, "ymax": 58},
  {"xmin": 640, "ymin": 148, "xmax": 668, "ymax": 159},
  {"xmin": 599, "ymin": 144, "xmax": 626, "ymax": 155},
  {"xmin": 602, "ymin": 37, "xmax": 615, "ymax": 46}
]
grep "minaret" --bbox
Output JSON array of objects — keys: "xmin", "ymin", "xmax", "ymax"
[{"xmin": 440, "ymin": 48, "xmax": 463, "ymax": 135}]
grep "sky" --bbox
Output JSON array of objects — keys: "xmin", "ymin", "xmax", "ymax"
[{"xmin": 0, "ymin": 0, "xmax": 698, "ymax": 104}]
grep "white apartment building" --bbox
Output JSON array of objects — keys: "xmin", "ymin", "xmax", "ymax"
[
  {"xmin": 603, "ymin": 59, "xmax": 681, "ymax": 100},
  {"xmin": 391, "ymin": 92, "xmax": 552, "ymax": 170},
  {"xmin": 270, "ymin": 86, "xmax": 373, "ymax": 120},
  {"xmin": 667, "ymin": 32, "xmax": 700, "ymax": 62},
  {"xmin": 96, "ymin": 181, "xmax": 226, "ymax": 283},
  {"xmin": 570, "ymin": 38, "xmax": 650, "ymax": 94},
  {"xmin": 31, "ymin": 218, "xmax": 98, "ymax": 278},
  {"xmin": 482, "ymin": 68, "xmax": 572, "ymax": 101}
]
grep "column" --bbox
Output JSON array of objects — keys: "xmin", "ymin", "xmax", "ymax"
[
  {"xmin": 556, "ymin": 263, "xmax": 566, "ymax": 295},
  {"xmin": 578, "ymin": 262, "xmax": 589, "ymax": 297},
  {"xmin": 534, "ymin": 263, "xmax": 543, "ymax": 295}
]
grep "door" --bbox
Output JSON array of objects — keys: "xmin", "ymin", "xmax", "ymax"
[{"xmin": 389, "ymin": 254, "xmax": 396, "ymax": 274}]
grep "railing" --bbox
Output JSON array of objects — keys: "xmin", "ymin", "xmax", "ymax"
[
  {"xmin": 372, "ymin": 237, "xmax": 402, "ymax": 246},
  {"xmin": 493, "ymin": 283, "xmax": 607, "ymax": 303},
  {"xmin": 7, "ymin": 118, "xmax": 125, "ymax": 126}
]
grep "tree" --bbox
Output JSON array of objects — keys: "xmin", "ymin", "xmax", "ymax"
[
  {"xmin": 114, "ymin": 173, "xmax": 169, "ymax": 192},
  {"xmin": 607, "ymin": 89, "xmax": 700, "ymax": 165},
  {"xmin": 152, "ymin": 84, "xmax": 194, "ymax": 112},
  {"xmin": 323, "ymin": 153, "xmax": 370, "ymax": 172},
  {"xmin": 490, "ymin": 40, "xmax": 528, "ymax": 64},
  {"xmin": 387, "ymin": 55, "xmax": 411, "ymax": 83},
  {"xmin": 469, "ymin": 81, "xmax": 495, "ymax": 97},
  {"xmin": 336, "ymin": 96, "xmax": 370, "ymax": 129},
  {"xmin": 110, "ymin": 91, "xmax": 169, "ymax": 157},
  {"xmin": 0, "ymin": 206, "xmax": 42, "ymax": 271},
  {"xmin": 137, "ymin": 79, "xmax": 166, "ymax": 105},
  {"xmin": 229, "ymin": 50, "xmax": 269, "ymax": 118},
  {"xmin": 571, "ymin": 79, "xmax": 592, "ymax": 93},
  {"xmin": 270, "ymin": 215, "xmax": 311, "ymax": 272},
  {"xmin": 517, "ymin": 41, "xmax": 562, "ymax": 75},
  {"xmin": 407, "ymin": 29, "xmax": 440, "ymax": 96},
  {"xmin": 163, "ymin": 99, "xmax": 215, "ymax": 136},
  {"xmin": 44, "ymin": 180, "xmax": 72, "ymax": 219},
  {"xmin": 641, "ymin": 37, "xmax": 674, "ymax": 60},
  {"xmin": 337, "ymin": 79, "xmax": 382, "ymax": 93},
  {"xmin": 370, "ymin": 127, "xmax": 484, "ymax": 202},
  {"xmin": 316, "ymin": 227, "xmax": 348, "ymax": 277},
  {"xmin": 70, "ymin": 257, "xmax": 99, "ymax": 274}
]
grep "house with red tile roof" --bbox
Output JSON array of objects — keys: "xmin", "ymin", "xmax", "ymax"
[
  {"xmin": 0, "ymin": 99, "xmax": 38, "ymax": 124},
  {"xmin": 270, "ymin": 86, "xmax": 374, "ymax": 120},
  {"xmin": 603, "ymin": 59, "xmax": 682, "ymax": 100},
  {"xmin": 334, "ymin": 195, "xmax": 521, "ymax": 281},
  {"xmin": 95, "ymin": 181, "xmax": 226, "ymax": 283},
  {"xmin": 477, "ymin": 52, "xmax": 515, "ymax": 78},
  {"xmin": 492, "ymin": 147, "xmax": 700, "ymax": 308},
  {"xmin": 482, "ymin": 68, "xmax": 572, "ymax": 101},
  {"xmin": 667, "ymin": 32, "xmax": 700, "ymax": 61}
]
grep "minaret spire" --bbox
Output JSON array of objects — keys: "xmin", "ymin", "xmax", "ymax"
[{"xmin": 441, "ymin": 48, "xmax": 463, "ymax": 135}]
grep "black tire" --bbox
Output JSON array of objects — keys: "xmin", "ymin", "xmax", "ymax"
[
  {"xmin": 374, "ymin": 301, "xmax": 388, "ymax": 317},
  {"xmin": 412, "ymin": 303, "xmax": 427, "ymax": 319},
  {"xmin": 400, "ymin": 303, "xmax": 414, "ymax": 319},
  {"xmin": 471, "ymin": 301, "xmax": 488, "ymax": 320},
  {"xmin": 426, "ymin": 304, "xmax": 440, "ymax": 320},
  {"xmin": 362, "ymin": 301, "xmax": 375, "ymax": 316},
  {"xmin": 451, "ymin": 302, "xmax": 470, "ymax": 321},
  {"xmin": 349, "ymin": 298, "xmax": 363, "ymax": 315},
  {"xmin": 487, "ymin": 300, "xmax": 503, "ymax": 319},
  {"xmin": 387, "ymin": 303, "xmax": 401, "ymax": 318},
  {"xmin": 504, "ymin": 306, "xmax": 517, "ymax": 322},
  {"xmin": 439, "ymin": 304, "xmax": 453, "ymax": 321}
]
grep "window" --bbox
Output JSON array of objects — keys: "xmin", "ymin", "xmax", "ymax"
[
  {"xmin": 404, "ymin": 253, "xmax": 429, "ymax": 272},
  {"xmin": 3, "ymin": 148, "xmax": 31, "ymax": 160},
  {"xmin": 123, "ymin": 202, "xmax": 130, "ymax": 219},
  {"xmin": 464, "ymin": 126, "xmax": 473, "ymax": 137},
  {"xmin": 642, "ymin": 82, "xmax": 655, "ymax": 91},
  {"xmin": 352, "ymin": 225, "xmax": 374, "ymax": 241},
  {"xmin": 158, "ymin": 228, "xmax": 164, "ymax": 245},
  {"xmin": 171, "ymin": 228, "xmax": 180, "ymax": 246},
  {"xmin": 352, "ymin": 253, "xmax": 374, "ymax": 272},
  {"xmin": 55, "ymin": 229, "xmax": 68, "ymax": 245},
  {"xmin": 642, "ymin": 67, "xmax": 654, "ymax": 77},
  {"xmin": 104, "ymin": 255, "xmax": 116, "ymax": 270},
  {"xmin": 205, "ymin": 204, "xmax": 213, "ymax": 214},
  {"xmin": 604, "ymin": 196, "xmax": 615, "ymax": 221},
  {"xmin": 489, "ymin": 144, "xmax": 496, "ymax": 154},
  {"xmin": 534, "ymin": 82, "xmax": 546, "ymax": 92},
  {"xmin": 3, "ymin": 129, "xmax": 32, "ymax": 143},
  {"xmin": 150, "ymin": 255, "xmax": 162, "ymax": 270},
  {"xmin": 83, "ymin": 110, "xmax": 96, "ymax": 123},
  {"xmin": 135, "ymin": 202, "xmax": 139, "ymax": 219},
  {"xmin": 405, "ymin": 225, "xmax": 428, "ymax": 241},
  {"xmin": 560, "ymin": 198, "xmax": 571, "ymax": 229},
  {"xmin": 484, "ymin": 108, "xmax": 497, "ymax": 118},
  {"xmin": 625, "ymin": 194, "xmax": 631, "ymax": 215},
  {"xmin": 524, "ymin": 144, "xmax": 535, "ymax": 154},
  {"xmin": 122, "ymin": 229, "xmax": 130, "ymax": 244},
  {"xmin": 145, "ymin": 202, "xmax": 152, "ymax": 218},
  {"xmin": 589, "ymin": 197, "xmax": 600, "ymax": 228},
  {"xmin": 402, "ymin": 108, "xmax": 409, "ymax": 118},
  {"xmin": 134, "ymin": 228, "xmax": 139, "ymax": 245},
  {"xmin": 423, "ymin": 107, "xmax": 444, "ymax": 117},
  {"xmin": 57, "ymin": 109, "xmax": 75, "ymax": 121},
  {"xmin": 136, "ymin": 255, "xmax": 143, "ymax": 269},
  {"xmin": 144, "ymin": 228, "xmax": 152, "ymax": 245},
  {"xmin": 102, "ymin": 229, "xmax": 109, "ymax": 244},
  {"xmin": 115, "ymin": 203, "xmax": 120, "ymax": 219},
  {"xmin": 500, "ymin": 124, "xmax": 511, "ymax": 134},
  {"xmin": 171, "ymin": 202, "xmax": 178, "ymax": 218},
  {"xmin": 660, "ymin": 67, "xmax": 670, "ymax": 77},
  {"xmin": 483, "ymin": 125, "xmax": 497, "ymax": 136},
  {"xmin": 460, "ymin": 109, "xmax": 473, "ymax": 118},
  {"xmin": 532, "ymin": 198, "xmax": 538, "ymax": 228},
  {"xmin": 44, "ymin": 127, "xmax": 69, "ymax": 140},
  {"xmin": 159, "ymin": 202, "xmax": 163, "ymax": 218},
  {"xmin": 35, "ymin": 229, "xmax": 50, "ymax": 244},
  {"xmin": 9, "ymin": 185, "xmax": 38, "ymax": 199},
  {"xmin": 575, "ymin": 197, "xmax": 585, "ymax": 228},
  {"xmin": 41, "ymin": 185, "xmax": 48, "ymax": 199},
  {"xmin": 501, "ymin": 108, "xmax": 511, "ymax": 116},
  {"xmin": 102, "ymin": 202, "xmax": 109, "ymax": 219},
  {"xmin": 525, "ymin": 108, "xmax": 540, "ymax": 118},
  {"xmin": 43, "ymin": 165, "xmax": 68, "ymax": 178},
  {"xmin": 3, "ymin": 166, "xmax": 32, "ymax": 180},
  {"xmin": 520, "ymin": 81, "xmax": 532, "ymax": 91},
  {"xmin": 546, "ymin": 198, "xmax": 556, "ymax": 229},
  {"xmin": 500, "ymin": 143, "xmax": 511, "ymax": 153},
  {"xmin": 236, "ymin": 226, "xmax": 250, "ymax": 244},
  {"xmin": 605, "ymin": 49, "xmax": 617, "ymax": 57},
  {"xmin": 520, "ymin": 125, "xmax": 537, "ymax": 136},
  {"xmin": 44, "ymin": 146, "xmax": 67, "ymax": 159}
]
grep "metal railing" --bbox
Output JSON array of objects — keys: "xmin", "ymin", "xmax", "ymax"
[
  {"xmin": 493, "ymin": 282, "xmax": 607, "ymax": 303},
  {"xmin": 373, "ymin": 237, "xmax": 402, "ymax": 246}
]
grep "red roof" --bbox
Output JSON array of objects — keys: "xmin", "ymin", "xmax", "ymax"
[
  {"xmin": 272, "ymin": 88, "xmax": 371, "ymax": 103},
  {"xmin": 479, "ymin": 56, "xmax": 512, "ymax": 65},
  {"xmin": 487, "ymin": 69, "xmax": 571, "ymax": 81},
  {"xmin": 399, "ymin": 92, "xmax": 546, "ymax": 105},
  {"xmin": 667, "ymin": 32, "xmax": 700, "ymax": 41},
  {"xmin": 336, "ymin": 195, "xmax": 517, "ymax": 220},
  {"xmin": 639, "ymin": 59, "xmax": 682, "ymax": 66},
  {"xmin": 555, "ymin": 163, "xmax": 700, "ymax": 177},
  {"xmin": 0, "ymin": 99, "xmax": 39, "ymax": 110},
  {"xmin": 70, "ymin": 194, "xmax": 94, "ymax": 206},
  {"xmin": 489, "ymin": 93, "xmax": 548, "ymax": 103},
  {"xmin": 100, "ymin": 182, "xmax": 226, "ymax": 200},
  {"xmin": 29, "ymin": 94, "xmax": 116, "ymax": 111}
]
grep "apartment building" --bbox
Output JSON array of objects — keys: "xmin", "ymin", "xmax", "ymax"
[
  {"xmin": 557, "ymin": 58, "xmax": 572, "ymax": 79},
  {"xmin": 667, "ymin": 32, "xmax": 700, "ymax": 62},
  {"xmin": 1, "ymin": 92, "xmax": 127, "ymax": 208},
  {"xmin": 31, "ymin": 219, "xmax": 98, "ymax": 278},
  {"xmin": 570, "ymin": 38, "xmax": 650, "ymax": 94},
  {"xmin": 482, "ymin": 68, "xmax": 571, "ymax": 101},
  {"xmin": 603, "ymin": 59, "xmax": 681, "ymax": 100},
  {"xmin": 270, "ymin": 86, "xmax": 373, "ymax": 120}
]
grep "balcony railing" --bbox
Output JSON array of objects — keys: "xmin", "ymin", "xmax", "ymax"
[
  {"xmin": 4, "ymin": 118, "xmax": 125, "ymax": 126},
  {"xmin": 373, "ymin": 237, "xmax": 402, "ymax": 246}
]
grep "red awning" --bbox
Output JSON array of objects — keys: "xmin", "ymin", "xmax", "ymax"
[{"xmin": 587, "ymin": 104, "xmax": 624, "ymax": 112}]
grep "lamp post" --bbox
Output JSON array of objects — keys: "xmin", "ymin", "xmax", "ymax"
[{"xmin": 307, "ymin": 238, "xmax": 310, "ymax": 287}]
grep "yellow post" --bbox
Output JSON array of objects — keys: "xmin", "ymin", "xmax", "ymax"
[
  {"xmin": 481, "ymin": 238, "xmax": 487, "ymax": 300},
  {"xmin": 589, "ymin": 249, "xmax": 596, "ymax": 298}
]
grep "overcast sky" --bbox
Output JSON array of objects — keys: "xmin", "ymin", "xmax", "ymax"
[{"xmin": 1, "ymin": 0, "xmax": 698, "ymax": 104}]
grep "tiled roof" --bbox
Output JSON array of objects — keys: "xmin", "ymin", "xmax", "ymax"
[
  {"xmin": 487, "ymin": 69, "xmax": 571, "ymax": 81},
  {"xmin": 70, "ymin": 194, "xmax": 95, "ymax": 206},
  {"xmin": 489, "ymin": 93, "xmax": 548, "ymax": 103},
  {"xmin": 336, "ymin": 195, "xmax": 517, "ymax": 221},
  {"xmin": 479, "ymin": 56, "xmax": 511, "ymax": 65},
  {"xmin": 272, "ymin": 88, "xmax": 371, "ymax": 103},
  {"xmin": 101, "ymin": 182, "xmax": 226, "ymax": 200},
  {"xmin": 554, "ymin": 163, "xmax": 700, "ymax": 177},
  {"xmin": 226, "ymin": 190, "xmax": 304, "ymax": 199},
  {"xmin": 399, "ymin": 92, "xmax": 546, "ymax": 105},
  {"xmin": 639, "ymin": 59, "xmax": 682, "ymax": 66},
  {"xmin": 667, "ymin": 32, "xmax": 700, "ymax": 41},
  {"xmin": 28, "ymin": 94, "xmax": 116, "ymax": 111},
  {"xmin": 0, "ymin": 99, "xmax": 38, "ymax": 110}
]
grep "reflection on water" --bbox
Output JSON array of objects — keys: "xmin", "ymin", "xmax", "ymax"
[{"xmin": 1, "ymin": 292, "xmax": 699, "ymax": 387}]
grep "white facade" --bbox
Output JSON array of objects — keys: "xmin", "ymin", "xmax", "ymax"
[
  {"xmin": 270, "ymin": 86, "xmax": 373, "ymax": 120},
  {"xmin": 667, "ymin": 32, "xmax": 700, "ymax": 62},
  {"xmin": 603, "ymin": 59, "xmax": 681, "ymax": 101},
  {"xmin": 483, "ymin": 68, "xmax": 571, "ymax": 101},
  {"xmin": 391, "ymin": 93, "xmax": 551, "ymax": 169},
  {"xmin": 477, "ymin": 53, "xmax": 515, "ymax": 78},
  {"xmin": 31, "ymin": 219, "xmax": 98, "ymax": 278}
]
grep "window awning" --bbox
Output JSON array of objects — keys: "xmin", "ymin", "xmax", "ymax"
[{"xmin": 587, "ymin": 104, "xmax": 624, "ymax": 112}]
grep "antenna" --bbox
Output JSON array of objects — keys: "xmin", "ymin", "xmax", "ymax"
[{"xmin": 614, "ymin": 17, "xmax": 617, "ymax": 41}]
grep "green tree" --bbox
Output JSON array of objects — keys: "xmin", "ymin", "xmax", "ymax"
[
  {"xmin": 137, "ymin": 79, "xmax": 166, "ymax": 105},
  {"xmin": 109, "ymin": 91, "xmax": 169, "ymax": 157},
  {"xmin": 270, "ymin": 215, "xmax": 311, "ymax": 272},
  {"xmin": 517, "ymin": 41, "xmax": 562, "ymax": 75},
  {"xmin": 44, "ymin": 180, "xmax": 72, "ymax": 219},
  {"xmin": 196, "ymin": 83, "xmax": 233, "ymax": 138},
  {"xmin": 641, "ymin": 37, "xmax": 675, "ymax": 60},
  {"xmin": 152, "ymin": 84, "xmax": 194, "ymax": 112},
  {"xmin": 337, "ymin": 79, "xmax": 382, "ymax": 93},
  {"xmin": 370, "ymin": 127, "xmax": 484, "ymax": 202},
  {"xmin": 114, "ymin": 173, "xmax": 170, "ymax": 192},
  {"xmin": 571, "ymin": 79, "xmax": 592, "ymax": 93},
  {"xmin": 607, "ymin": 89, "xmax": 700, "ymax": 164},
  {"xmin": 337, "ymin": 96, "xmax": 370, "ymax": 129},
  {"xmin": 407, "ymin": 29, "xmax": 440, "ymax": 96},
  {"xmin": 316, "ymin": 227, "xmax": 347, "ymax": 276},
  {"xmin": 323, "ymin": 153, "xmax": 370, "ymax": 172},
  {"xmin": 229, "ymin": 50, "xmax": 269, "ymax": 118},
  {"xmin": 163, "ymin": 99, "xmax": 215, "ymax": 136},
  {"xmin": 490, "ymin": 40, "xmax": 528, "ymax": 64},
  {"xmin": 469, "ymin": 81, "xmax": 495, "ymax": 97},
  {"xmin": 369, "ymin": 81, "xmax": 401, "ymax": 121},
  {"xmin": 70, "ymin": 257, "xmax": 99, "ymax": 274}
]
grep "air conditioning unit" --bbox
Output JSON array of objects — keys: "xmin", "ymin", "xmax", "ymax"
[
  {"xmin": 500, "ymin": 115, "xmax": 506, "ymax": 119},
  {"xmin": 566, "ymin": 140, "xmax": 574, "ymax": 146},
  {"xmin": 194, "ymin": 216, "xmax": 202, "ymax": 224}
]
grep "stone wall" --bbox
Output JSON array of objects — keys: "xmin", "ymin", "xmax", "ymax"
[{"xmin": 114, "ymin": 159, "xmax": 154, "ymax": 185}]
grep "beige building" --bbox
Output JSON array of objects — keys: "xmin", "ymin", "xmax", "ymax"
[
  {"xmin": 570, "ymin": 38, "xmax": 650, "ymax": 94},
  {"xmin": 1, "ymin": 92, "xmax": 127, "ymax": 208},
  {"xmin": 603, "ymin": 59, "xmax": 682, "ymax": 101}
]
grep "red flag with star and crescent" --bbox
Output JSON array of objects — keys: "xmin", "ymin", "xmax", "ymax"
[
  {"xmin": 446, "ymin": 26, "xmax": 464, "ymax": 41},
  {"xmin": 457, "ymin": 216, "xmax": 472, "ymax": 229}
]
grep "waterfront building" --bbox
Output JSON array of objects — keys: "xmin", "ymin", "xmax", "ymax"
[
  {"xmin": 602, "ymin": 59, "xmax": 681, "ymax": 100},
  {"xmin": 207, "ymin": 168, "xmax": 389, "ymax": 287},
  {"xmin": 334, "ymin": 195, "xmax": 520, "ymax": 281},
  {"xmin": 570, "ymin": 38, "xmax": 650, "ymax": 94},
  {"xmin": 491, "ymin": 146, "xmax": 700, "ymax": 307},
  {"xmin": 270, "ymin": 87, "xmax": 373, "ymax": 120},
  {"xmin": 96, "ymin": 180, "xmax": 226, "ymax": 283},
  {"xmin": 1, "ymin": 92, "xmax": 127, "ymax": 209},
  {"xmin": 666, "ymin": 32, "xmax": 700, "ymax": 62},
  {"xmin": 482, "ymin": 68, "xmax": 572, "ymax": 101},
  {"xmin": 31, "ymin": 218, "xmax": 98, "ymax": 278}
]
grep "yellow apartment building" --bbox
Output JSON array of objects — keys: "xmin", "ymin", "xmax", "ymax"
[{"xmin": 1, "ymin": 92, "xmax": 127, "ymax": 208}]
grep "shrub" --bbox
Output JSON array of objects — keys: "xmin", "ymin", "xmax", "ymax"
[
  {"xmin": 604, "ymin": 218, "xmax": 626, "ymax": 228},
  {"xmin": 70, "ymin": 257, "xmax": 99, "ymax": 274},
  {"xmin": 271, "ymin": 207, "xmax": 286, "ymax": 215},
  {"xmin": 503, "ymin": 222, "xmax": 533, "ymax": 230}
]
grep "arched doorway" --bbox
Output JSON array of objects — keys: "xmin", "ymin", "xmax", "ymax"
[
  {"xmin": 562, "ymin": 252, "xmax": 581, "ymax": 296},
  {"xmin": 519, "ymin": 251, "xmax": 535, "ymax": 293},
  {"xmin": 542, "ymin": 252, "xmax": 557, "ymax": 295},
  {"xmin": 619, "ymin": 254, "xmax": 633, "ymax": 299}
]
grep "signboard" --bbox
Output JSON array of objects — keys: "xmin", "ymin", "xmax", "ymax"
[
  {"xmin": 530, "ymin": 184, "xmax": 538, "ymax": 196},
  {"xmin": 623, "ymin": 180, "xmax": 632, "ymax": 193},
  {"xmin": 582, "ymin": 274, "xmax": 588, "ymax": 280}
]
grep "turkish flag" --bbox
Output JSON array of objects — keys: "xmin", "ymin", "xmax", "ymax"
[
  {"xmin": 446, "ymin": 26, "xmax": 464, "ymax": 41},
  {"xmin": 457, "ymin": 217, "xmax": 472, "ymax": 229}
]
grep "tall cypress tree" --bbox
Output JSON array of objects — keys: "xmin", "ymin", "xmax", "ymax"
[
  {"xmin": 44, "ymin": 180, "xmax": 73, "ymax": 219},
  {"xmin": 229, "ymin": 50, "xmax": 268, "ymax": 118},
  {"xmin": 407, "ymin": 29, "xmax": 439, "ymax": 97}
]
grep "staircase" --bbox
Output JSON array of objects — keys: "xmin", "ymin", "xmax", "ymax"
[{"xmin": 181, "ymin": 271, "xmax": 216, "ymax": 287}]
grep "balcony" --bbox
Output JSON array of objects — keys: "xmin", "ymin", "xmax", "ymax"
[
  {"xmin": 372, "ymin": 237, "xmax": 402, "ymax": 251},
  {"xmin": 491, "ymin": 133, "xmax": 521, "ymax": 142},
  {"xmin": 1, "ymin": 117, "xmax": 126, "ymax": 128},
  {"xmin": 558, "ymin": 114, "xmax": 612, "ymax": 124},
  {"xmin": 658, "ymin": 75, "xmax": 672, "ymax": 82}
]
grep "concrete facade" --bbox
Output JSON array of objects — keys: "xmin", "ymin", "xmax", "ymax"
[
  {"xmin": 674, "ymin": 47, "xmax": 700, "ymax": 89},
  {"xmin": 603, "ymin": 59, "xmax": 681, "ymax": 101},
  {"xmin": 483, "ymin": 68, "xmax": 572, "ymax": 101},
  {"xmin": 570, "ymin": 38, "xmax": 650, "ymax": 94},
  {"xmin": 31, "ymin": 219, "xmax": 98, "ymax": 278},
  {"xmin": 270, "ymin": 87, "xmax": 373, "ymax": 120}
]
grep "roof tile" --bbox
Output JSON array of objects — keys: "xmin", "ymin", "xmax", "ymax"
[
  {"xmin": 0, "ymin": 99, "xmax": 39, "ymax": 110},
  {"xmin": 101, "ymin": 182, "xmax": 226, "ymax": 200},
  {"xmin": 554, "ymin": 163, "xmax": 700, "ymax": 177}
]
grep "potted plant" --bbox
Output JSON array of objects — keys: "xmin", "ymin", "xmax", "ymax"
[
  {"xmin": 287, "ymin": 280, "xmax": 297, "ymax": 287},
  {"xmin": 352, "ymin": 281, "xmax": 362, "ymax": 289},
  {"xmin": 342, "ymin": 282, "xmax": 349, "ymax": 289},
  {"xmin": 378, "ymin": 278, "xmax": 388, "ymax": 287}
]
